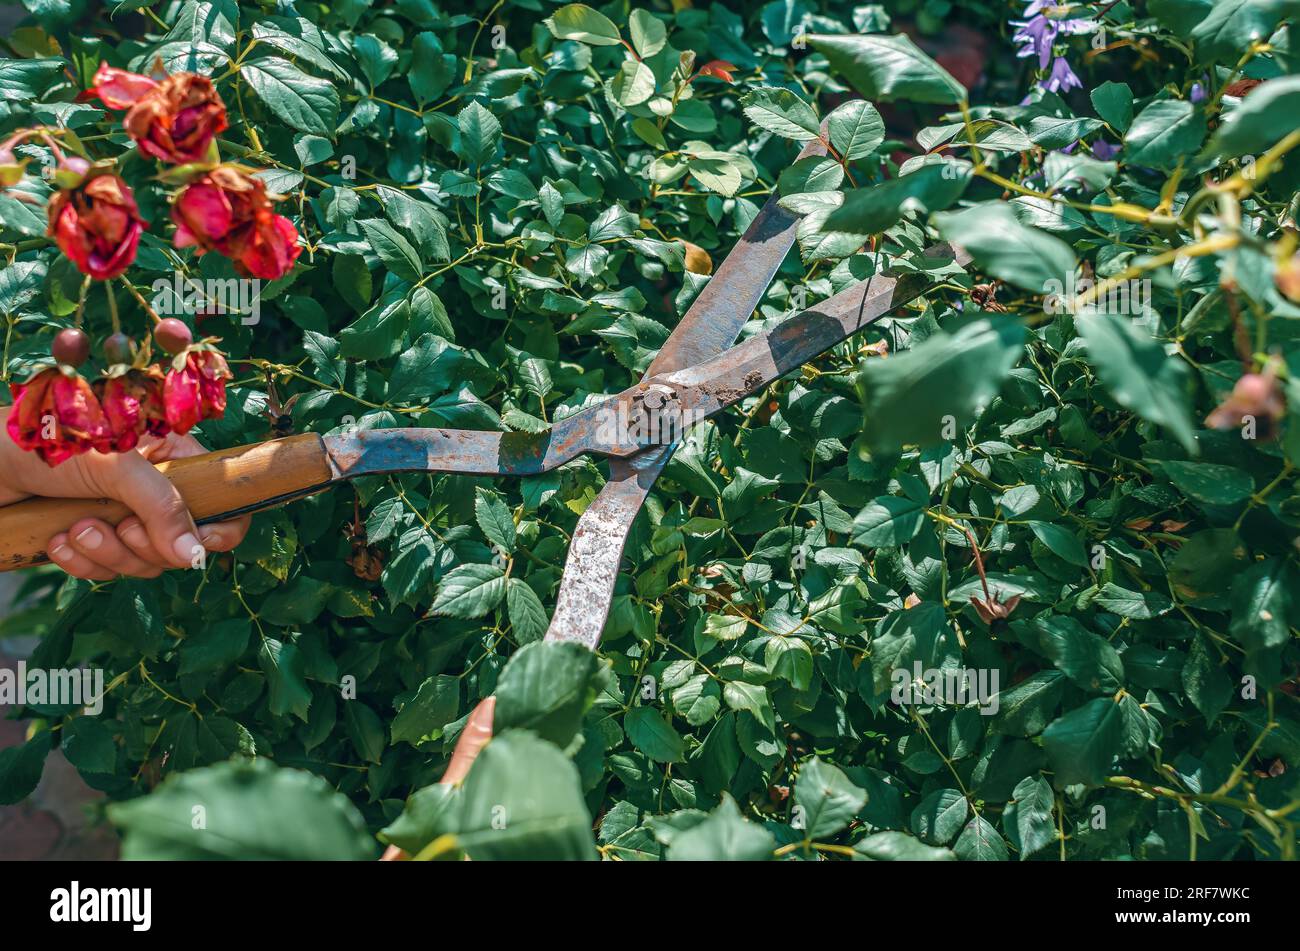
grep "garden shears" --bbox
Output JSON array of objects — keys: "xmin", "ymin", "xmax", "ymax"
[{"xmin": 0, "ymin": 138, "xmax": 968, "ymax": 653}]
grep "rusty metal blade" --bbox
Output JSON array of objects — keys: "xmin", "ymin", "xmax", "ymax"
[
  {"xmin": 320, "ymin": 398, "xmax": 635, "ymax": 480},
  {"xmin": 545, "ymin": 138, "xmax": 830, "ymax": 649},
  {"xmin": 546, "ymin": 242, "xmax": 966, "ymax": 648}
]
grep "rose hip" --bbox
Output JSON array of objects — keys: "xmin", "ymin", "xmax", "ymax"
[
  {"xmin": 154, "ymin": 318, "xmax": 193, "ymax": 354},
  {"xmin": 52, "ymin": 328, "xmax": 91, "ymax": 367},
  {"xmin": 102, "ymin": 331, "xmax": 133, "ymax": 365}
]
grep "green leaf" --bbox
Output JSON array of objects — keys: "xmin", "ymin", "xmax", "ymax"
[
  {"xmin": 910, "ymin": 788, "xmax": 968, "ymax": 845},
  {"xmin": 474, "ymin": 488, "xmax": 516, "ymax": 552},
  {"xmin": 409, "ymin": 32, "xmax": 456, "ymax": 104},
  {"xmin": 1183, "ymin": 634, "xmax": 1233, "ymax": 723},
  {"xmin": 741, "ymin": 86, "xmax": 821, "ymax": 140},
  {"xmin": 62, "ymin": 717, "xmax": 117, "ymax": 775},
  {"xmin": 810, "ymin": 32, "xmax": 965, "ymax": 104},
  {"xmin": 359, "ymin": 218, "xmax": 423, "ymax": 281},
  {"xmin": 344, "ymin": 700, "xmax": 386, "ymax": 763},
  {"xmin": 954, "ymin": 814, "xmax": 1008, "ymax": 861},
  {"xmin": 1003, "ymin": 775, "xmax": 1056, "ymax": 860},
  {"xmin": 625, "ymin": 706, "xmax": 686, "ymax": 763},
  {"xmin": 242, "ymin": 57, "xmax": 340, "ymax": 137},
  {"xmin": 1156, "ymin": 460, "xmax": 1254, "ymax": 505},
  {"xmin": 994, "ymin": 671, "xmax": 1065, "ymax": 737},
  {"xmin": 1042, "ymin": 697, "xmax": 1123, "ymax": 787},
  {"xmin": 1124, "ymin": 99, "xmax": 1206, "ymax": 169},
  {"xmin": 857, "ymin": 315, "xmax": 1026, "ymax": 452},
  {"xmin": 823, "ymin": 162, "xmax": 970, "ymax": 236},
  {"xmin": 379, "ymin": 782, "xmax": 458, "ymax": 853},
  {"xmin": 1094, "ymin": 582, "xmax": 1174, "ymax": 619},
  {"xmin": 1190, "ymin": 0, "xmax": 1300, "ymax": 65},
  {"xmin": 1229, "ymin": 558, "xmax": 1295, "ymax": 684},
  {"xmin": 391, "ymin": 675, "xmax": 459, "ymax": 746},
  {"xmin": 665, "ymin": 795, "xmax": 775, "ymax": 860},
  {"xmin": 545, "ymin": 3, "xmax": 622, "ymax": 45},
  {"xmin": 453, "ymin": 730, "xmax": 598, "ymax": 860},
  {"xmin": 431, "ymin": 563, "xmax": 507, "ymax": 618},
  {"xmin": 612, "ymin": 59, "xmax": 657, "ymax": 108},
  {"xmin": 826, "ymin": 99, "xmax": 886, "ymax": 160},
  {"xmin": 794, "ymin": 757, "xmax": 867, "ymax": 838},
  {"xmin": 628, "ymin": 9, "xmax": 667, "ymax": 57},
  {"xmin": 854, "ymin": 831, "xmax": 955, "ymax": 861},
  {"xmin": 0, "ymin": 732, "xmax": 51, "ymax": 805},
  {"xmin": 851, "ymin": 495, "xmax": 926, "ymax": 547},
  {"xmin": 1027, "ymin": 521, "xmax": 1087, "ymax": 567},
  {"xmin": 493, "ymin": 641, "xmax": 603, "ymax": 746},
  {"xmin": 179, "ymin": 618, "xmax": 250, "ymax": 675},
  {"xmin": 1038, "ymin": 615, "xmax": 1125, "ymax": 693},
  {"xmin": 933, "ymin": 203, "xmax": 1077, "ymax": 294},
  {"xmin": 109, "ymin": 758, "xmax": 371, "ymax": 860},
  {"xmin": 506, "ymin": 579, "xmax": 549, "ymax": 645},
  {"xmin": 1075, "ymin": 314, "xmax": 1197, "ymax": 453},
  {"xmin": 456, "ymin": 101, "xmax": 502, "ymax": 167},
  {"xmin": 352, "ymin": 33, "xmax": 397, "ymax": 88},
  {"xmin": 259, "ymin": 638, "xmax": 312, "ymax": 722},
  {"xmin": 1091, "ymin": 81, "xmax": 1134, "ymax": 133}
]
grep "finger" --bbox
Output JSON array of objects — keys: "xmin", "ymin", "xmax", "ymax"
[
  {"xmin": 67, "ymin": 519, "xmax": 162, "ymax": 579},
  {"xmin": 378, "ymin": 845, "xmax": 408, "ymax": 862},
  {"xmin": 99, "ymin": 451, "xmax": 203, "ymax": 569},
  {"xmin": 116, "ymin": 516, "xmax": 173, "ymax": 569},
  {"xmin": 197, "ymin": 514, "xmax": 252, "ymax": 553},
  {"xmin": 441, "ymin": 696, "xmax": 495, "ymax": 785},
  {"xmin": 47, "ymin": 533, "xmax": 117, "ymax": 581}
]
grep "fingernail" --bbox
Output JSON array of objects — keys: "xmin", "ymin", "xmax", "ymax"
[
  {"xmin": 50, "ymin": 543, "xmax": 72, "ymax": 562},
  {"xmin": 173, "ymin": 532, "xmax": 201, "ymax": 565},
  {"xmin": 122, "ymin": 525, "xmax": 148, "ymax": 549},
  {"xmin": 199, "ymin": 527, "xmax": 222, "ymax": 549},
  {"xmin": 74, "ymin": 526, "xmax": 103, "ymax": 550}
]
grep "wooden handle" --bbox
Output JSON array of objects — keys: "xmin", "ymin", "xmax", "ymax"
[{"xmin": 0, "ymin": 433, "xmax": 333, "ymax": 571}]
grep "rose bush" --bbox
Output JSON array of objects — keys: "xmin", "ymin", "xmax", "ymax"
[{"xmin": 1, "ymin": 0, "xmax": 1299, "ymax": 861}]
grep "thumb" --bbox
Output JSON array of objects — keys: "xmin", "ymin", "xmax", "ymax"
[
  {"xmin": 441, "ymin": 696, "xmax": 495, "ymax": 786},
  {"xmin": 99, "ymin": 450, "xmax": 203, "ymax": 568}
]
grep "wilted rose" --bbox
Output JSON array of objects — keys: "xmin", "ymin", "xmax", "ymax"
[
  {"xmin": 163, "ymin": 348, "xmax": 232, "ymax": 434},
  {"xmin": 88, "ymin": 63, "xmax": 227, "ymax": 165},
  {"xmin": 171, "ymin": 166, "xmax": 301, "ymax": 280},
  {"xmin": 94, "ymin": 365, "xmax": 170, "ymax": 452},
  {"xmin": 7, "ymin": 367, "xmax": 114, "ymax": 465},
  {"xmin": 47, "ymin": 172, "xmax": 144, "ymax": 281}
]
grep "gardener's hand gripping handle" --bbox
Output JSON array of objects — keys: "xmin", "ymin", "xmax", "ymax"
[{"xmin": 0, "ymin": 433, "xmax": 333, "ymax": 571}]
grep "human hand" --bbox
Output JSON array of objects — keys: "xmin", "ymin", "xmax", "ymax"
[
  {"xmin": 380, "ymin": 696, "xmax": 495, "ymax": 861},
  {"xmin": 0, "ymin": 407, "xmax": 251, "ymax": 579}
]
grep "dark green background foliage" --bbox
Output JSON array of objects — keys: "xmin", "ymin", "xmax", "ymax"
[{"xmin": 2, "ymin": 0, "xmax": 1300, "ymax": 860}]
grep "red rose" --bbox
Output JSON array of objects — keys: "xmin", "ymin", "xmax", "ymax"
[
  {"xmin": 163, "ymin": 349, "xmax": 232, "ymax": 434},
  {"xmin": 171, "ymin": 166, "xmax": 301, "ymax": 280},
  {"xmin": 88, "ymin": 64, "xmax": 228, "ymax": 165},
  {"xmin": 7, "ymin": 368, "xmax": 114, "ymax": 466},
  {"xmin": 94, "ymin": 366, "xmax": 170, "ymax": 452},
  {"xmin": 47, "ymin": 172, "xmax": 144, "ymax": 281}
]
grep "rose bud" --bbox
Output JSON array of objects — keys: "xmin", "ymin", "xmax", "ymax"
[
  {"xmin": 94, "ymin": 365, "xmax": 170, "ymax": 452},
  {"xmin": 171, "ymin": 166, "xmax": 301, "ymax": 280},
  {"xmin": 163, "ymin": 348, "xmax": 232, "ymax": 434},
  {"xmin": 88, "ymin": 63, "xmax": 228, "ymax": 165},
  {"xmin": 1205, "ymin": 370, "xmax": 1286, "ymax": 439},
  {"xmin": 1277, "ymin": 253, "xmax": 1300, "ymax": 304},
  {"xmin": 47, "ymin": 172, "xmax": 145, "ymax": 281},
  {"xmin": 6, "ymin": 367, "xmax": 114, "ymax": 466},
  {"xmin": 0, "ymin": 146, "xmax": 27, "ymax": 188}
]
